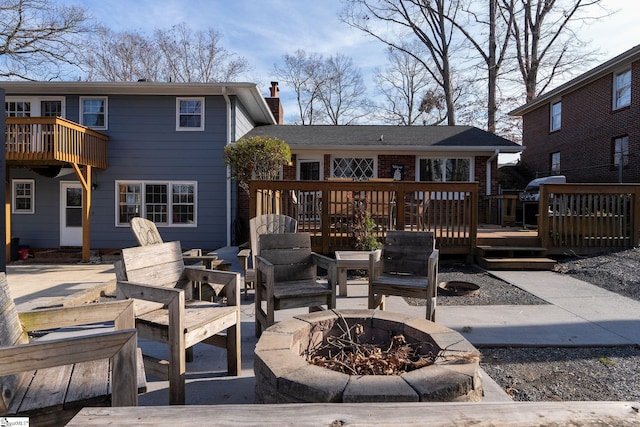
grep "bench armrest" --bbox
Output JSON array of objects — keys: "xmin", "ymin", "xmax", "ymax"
[{"xmin": 18, "ymin": 299, "xmax": 135, "ymax": 332}]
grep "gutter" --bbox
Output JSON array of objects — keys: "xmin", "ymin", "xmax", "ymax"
[
  {"xmin": 486, "ymin": 149, "xmax": 499, "ymax": 196},
  {"xmin": 222, "ymin": 87, "xmax": 232, "ymax": 246}
]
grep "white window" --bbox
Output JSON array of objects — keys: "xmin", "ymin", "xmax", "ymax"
[
  {"xmin": 550, "ymin": 101, "xmax": 561, "ymax": 131},
  {"xmin": 613, "ymin": 136, "xmax": 629, "ymax": 167},
  {"xmin": 176, "ymin": 97, "xmax": 205, "ymax": 131},
  {"xmin": 80, "ymin": 97, "xmax": 108, "ymax": 129},
  {"xmin": 551, "ymin": 152, "xmax": 561, "ymax": 173},
  {"xmin": 117, "ymin": 181, "xmax": 197, "ymax": 226},
  {"xmin": 613, "ymin": 69, "xmax": 631, "ymax": 110},
  {"xmin": 5, "ymin": 101, "xmax": 31, "ymax": 117},
  {"xmin": 332, "ymin": 157, "xmax": 374, "ymax": 180},
  {"xmin": 12, "ymin": 179, "xmax": 35, "ymax": 214},
  {"xmin": 418, "ymin": 158, "xmax": 472, "ymax": 182}
]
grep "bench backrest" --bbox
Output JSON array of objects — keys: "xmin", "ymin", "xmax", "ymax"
[
  {"xmin": 249, "ymin": 214, "xmax": 297, "ymax": 267},
  {"xmin": 130, "ymin": 217, "xmax": 164, "ymax": 246},
  {"xmin": 259, "ymin": 232, "xmax": 315, "ymax": 282},
  {"xmin": 0, "ymin": 273, "xmax": 28, "ymax": 413},
  {"xmin": 381, "ymin": 231, "xmax": 435, "ymax": 276}
]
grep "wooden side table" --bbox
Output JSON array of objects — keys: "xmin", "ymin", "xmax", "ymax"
[{"xmin": 335, "ymin": 251, "xmax": 372, "ymax": 296}]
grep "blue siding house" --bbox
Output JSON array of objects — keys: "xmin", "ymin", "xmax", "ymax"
[{"xmin": 2, "ymin": 81, "xmax": 276, "ymax": 261}]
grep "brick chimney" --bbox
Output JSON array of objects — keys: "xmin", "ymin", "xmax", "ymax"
[{"xmin": 265, "ymin": 81, "xmax": 284, "ymax": 124}]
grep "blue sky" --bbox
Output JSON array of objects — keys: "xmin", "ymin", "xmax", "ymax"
[{"xmin": 65, "ymin": 0, "xmax": 639, "ymax": 120}]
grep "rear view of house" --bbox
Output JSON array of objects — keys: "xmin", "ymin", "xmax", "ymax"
[{"xmin": 2, "ymin": 81, "xmax": 276, "ymax": 260}]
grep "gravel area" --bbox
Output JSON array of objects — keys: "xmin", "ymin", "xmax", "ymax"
[{"xmin": 413, "ymin": 249, "xmax": 640, "ymax": 402}]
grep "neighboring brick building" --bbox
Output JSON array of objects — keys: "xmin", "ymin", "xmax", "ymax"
[{"xmin": 510, "ymin": 45, "xmax": 640, "ymax": 183}]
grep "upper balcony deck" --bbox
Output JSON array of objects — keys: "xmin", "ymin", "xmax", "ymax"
[{"xmin": 5, "ymin": 117, "xmax": 108, "ymax": 169}]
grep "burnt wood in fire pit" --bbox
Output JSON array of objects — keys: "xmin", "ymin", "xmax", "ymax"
[{"xmin": 254, "ymin": 309, "xmax": 482, "ymax": 404}]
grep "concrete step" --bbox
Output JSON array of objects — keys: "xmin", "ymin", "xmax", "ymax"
[{"xmin": 477, "ymin": 256, "xmax": 557, "ymax": 270}]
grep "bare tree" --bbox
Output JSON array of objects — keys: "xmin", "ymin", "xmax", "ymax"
[
  {"xmin": 374, "ymin": 44, "xmax": 445, "ymax": 125},
  {"xmin": 316, "ymin": 53, "xmax": 370, "ymax": 125},
  {"xmin": 83, "ymin": 22, "xmax": 250, "ymax": 83},
  {"xmin": 503, "ymin": 0, "xmax": 607, "ymax": 102},
  {"xmin": 0, "ymin": 0, "xmax": 90, "ymax": 80},
  {"xmin": 342, "ymin": 0, "xmax": 460, "ymax": 125},
  {"xmin": 155, "ymin": 23, "xmax": 250, "ymax": 82},
  {"xmin": 84, "ymin": 26, "xmax": 162, "ymax": 82},
  {"xmin": 273, "ymin": 49, "xmax": 324, "ymax": 125},
  {"xmin": 443, "ymin": 0, "xmax": 514, "ymax": 132},
  {"xmin": 273, "ymin": 50, "xmax": 370, "ymax": 125}
]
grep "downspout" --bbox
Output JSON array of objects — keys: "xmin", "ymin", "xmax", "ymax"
[
  {"xmin": 486, "ymin": 149, "xmax": 500, "ymax": 196},
  {"xmin": 222, "ymin": 87, "xmax": 232, "ymax": 246}
]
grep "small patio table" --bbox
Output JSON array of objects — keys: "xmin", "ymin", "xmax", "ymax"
[{"xmin": 335, "ymin": 251, "xmax": 372, "ymax": 296}]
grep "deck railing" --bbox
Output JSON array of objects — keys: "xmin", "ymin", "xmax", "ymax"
[
  {"xmin": 539, "ymin": 184, "xmax": 640, "ymax": 255},
  {"xmin": 5, "ymin": 117, "xmax": 109, "ymax": 169},
  {"xmin": 249, "ymin": 180, "xmax": 479, "ymax": 254}
]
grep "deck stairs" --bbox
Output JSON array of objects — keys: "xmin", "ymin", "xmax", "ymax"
[{"xmin": 475, "ymin": 232, "xmax": 556, "ymax": 270}]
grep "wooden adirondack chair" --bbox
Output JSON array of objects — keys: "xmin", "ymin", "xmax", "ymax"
[
  {"xmin": 236, "ymin": 214, "xmax": 298, "ymax": 299},
  {"xmin": 254, "ymin": 232, "xmax": 336, "ymax": 337},
  {"xmin": 368, "ymin": 231, "xmax": 439, "ymax": 321},
  {"xmin": 116, "ymin": 241, "xmax": 241, "ymax": 405},
  {"xmin": 0, "ymin": 273, "xmax": 145, "ymax": 427},
  {"xmin": 129, "ymin": 217, "xmax": 224, "ymax": 269}
]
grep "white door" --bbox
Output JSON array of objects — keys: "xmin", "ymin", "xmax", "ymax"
[{"xmin": 60, "ymin": 182, "xmax": 83, "ymax": 246}]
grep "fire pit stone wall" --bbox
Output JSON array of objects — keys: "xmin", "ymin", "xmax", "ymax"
[{"xmin": 255, "ymin": 309, "xmax": 483, "ymax": 404}]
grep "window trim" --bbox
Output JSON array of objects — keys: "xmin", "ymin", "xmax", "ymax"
[
  {"xmin": 176, "ymin": 97, "xmax": 205, "ymax": 131},
  {"xmin": 550, "ymin": 100, "xmax": 562, "ymax": 132},
  {"xmin": 115, "ymin": 180, "xmax": 198, "ymax": 227},
  {"xmin": 613, "ymin": 135, "xmax": 629, "ymax": 168},
  {"xmin": 416, "ymin": 156, "xmax": 474, "ymax": 182},
  {"xmin": 613, "ymin": 68, "xmax": 631, "ymax": 110},
  {"xmin": 12, "ymin": 179, "xmax": 35, "ymax": 214},
  {"xmin": 79, "ymin": 96, "xmax": 108, "ymax": 129}
]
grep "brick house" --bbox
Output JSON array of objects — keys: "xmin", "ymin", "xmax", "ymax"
[
  {"xmin": 240, "ymin": 123, "xmax": 523, "ymax": 227},
  {"xmin": 510, "ymin": 44, "xmax": 640, "ymax": 183}
]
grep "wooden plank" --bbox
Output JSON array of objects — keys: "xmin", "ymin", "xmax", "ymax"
[
  {"xmin": 15, "ymin": 364, "xmax": 72, "ymax": 413},
  {"xmin": 68, "ymin": 401, "xmax": 640, "ymax": 426},
  {"xmin": 65, "ymin": 359, "xmax": 110, "ymax": 407}
]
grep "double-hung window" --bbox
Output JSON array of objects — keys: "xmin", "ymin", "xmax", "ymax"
[
  {"xmin": 613, "ymin": 69, "xmax": 631, "ymax": 110},
  {"xmin": 117, "ymin": 181, "xmax": 197, "ymax": 226},
  {"xmin": 550, "ymin": 101, "xmax": 561, "ymax": 132},
  {"xmin": 12, "ymin": 179, "xmax": 35, "ymax": 214},
  {"xmin": 613, "ymin": 136, "xmax": 629, "ymax": 167},
  {"xmin": 80, "ymin": 97, "xmax": 107, "ymax": 129},
  {"xmin": 176, "ymin": 97, "xmax": 205, "ymax": 131}
]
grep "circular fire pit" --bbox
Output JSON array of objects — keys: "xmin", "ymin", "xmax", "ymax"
[
  {"xmin": 254, "ymin": 309, "xmax": 483, "ymax": 403},
  {"xmin": 438, "ymin": 281, "xmax": 480, "ymax": 296}
]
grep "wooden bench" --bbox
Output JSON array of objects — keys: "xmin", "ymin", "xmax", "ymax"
[
  {"xmin": 68, "ymin": 401, "xmax": 640, "ymax": 426},
  {"xmin": 0, "ymin": 272, "xmax": 146, "ymax": 427},
  {"xmin": 116, "ymin": 241, "xmax": 241, "ymax": 405}
]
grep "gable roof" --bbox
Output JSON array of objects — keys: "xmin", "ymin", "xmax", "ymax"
[
  {"xmin": 0, "ymin": 81, "xmax": 276, "ymax": 125},
  {"xmin": 510, "ymin": 44, "xmax": 640, "ymax": 116},
  {"xmin": 243, "ymin": 125, "xmax": 522, "ymax": 153}
]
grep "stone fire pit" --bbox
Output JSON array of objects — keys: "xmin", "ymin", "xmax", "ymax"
[{"xmin": 254, "ymin": 309, "xmax": 483, "ymax": 403}]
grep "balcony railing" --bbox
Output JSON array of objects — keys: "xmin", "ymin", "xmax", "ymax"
[
  {"xmin": 5, "ymin": 117, "xmax": 108, "ymax": 169},
  {"xmin": 249, "ymin": 180, "xmax": 479, "ymax": 255}
]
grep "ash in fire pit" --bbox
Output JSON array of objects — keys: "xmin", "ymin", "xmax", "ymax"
[{"xmin": 255, "ymin": 309, "xmax": 483, "ymax": 403}]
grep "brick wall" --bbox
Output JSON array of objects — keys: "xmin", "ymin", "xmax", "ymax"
[{"xmin": 521, "ymin": 59, "xmax": 639, "ymax": 183}]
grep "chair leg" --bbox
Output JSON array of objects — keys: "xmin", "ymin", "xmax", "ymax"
[
  {"xmin": 185, "ymin": 347, "xmax": 194, "ymax": 363},
  {"xmin": 227, "ymin": 313, "xmax": 241, "ymax": 375}
]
